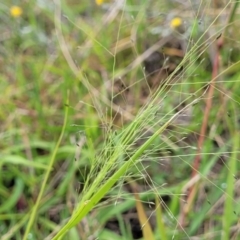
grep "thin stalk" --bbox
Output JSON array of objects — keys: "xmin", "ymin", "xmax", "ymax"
[
  {"xmin": 23, "ymin": 91, "xmax": 69, "ymax": 240},
  {"xmin": 222, "ymin": 132, "xmax": 239, "ymax": 240}
]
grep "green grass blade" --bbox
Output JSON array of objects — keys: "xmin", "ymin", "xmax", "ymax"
[
  {"xmin": 52, "ymin": 103, "xmax": 190, "ymax": 239},
  {"xmin": 23, "ymin": 91, "xmax": 70, "ymax": 240}
]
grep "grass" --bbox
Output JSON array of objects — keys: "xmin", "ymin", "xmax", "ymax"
[{"xmin": 1, "ymin": 0, "xmax": 240, "ymax": 239}]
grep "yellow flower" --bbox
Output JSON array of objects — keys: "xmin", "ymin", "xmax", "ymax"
[
  {"xmin": 95, "ymin": 0, "xmax": 104, "ymax": 5},
  {"xmin": 10, "ymin": 6, "xmax": 23, "ymax": 18},
  {"xmin": 170, "ymin": 17, "xmax": 182, "ymax": 29}
]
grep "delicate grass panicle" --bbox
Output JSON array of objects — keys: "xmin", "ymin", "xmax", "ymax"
[{"xmin": 1, "ymin": 0, "xmax": 240, "ymax": 240}]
